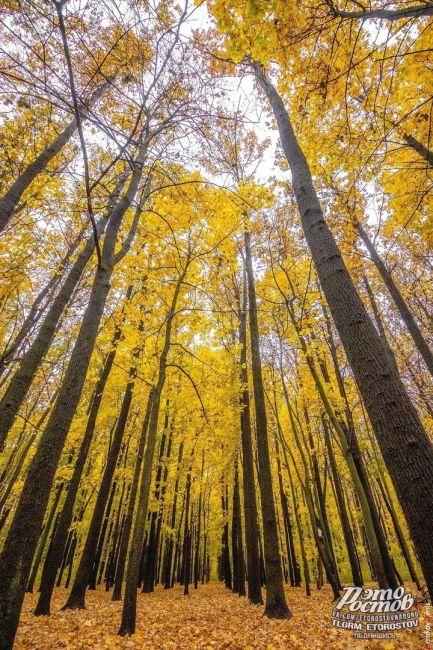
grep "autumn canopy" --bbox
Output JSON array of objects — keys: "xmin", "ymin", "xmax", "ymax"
[{"xmin": 0, "ymin": 1, "xmax": 432, "ymax": 649}]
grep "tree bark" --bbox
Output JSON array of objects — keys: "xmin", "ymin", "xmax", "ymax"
[
  {"xmin": 0, "ymin": 144, "xmax": 147, "ymax": 649},
  {"xmin": 111, "ymin": 388, "xmax": 154, "ymax": 601},
  {"xmin": 238, "ymin": 275, "xmax": 263, "ymax": 605},
  {"xmin": 244, "ymin": 231, "xmax": 291, "ymax": 619},
  {"xmin": 323, "ymin": 418, "xmax": 363, "ymax": 587},
  {"xmin": 357, "ymin": 223, "xmax": 433, "ymax": 379},
  {"xmin": 119, "ymin": 257, "xmax": 189, "ymax": 636},
  {"xmin": 163, "ymin": 441, "xmax": 183, "ymax": 590},
  {"xmin": 253, "ymin": 64, "xmax": 433, "ymax": 599},
  {"xmin": 231, "ymin": 455, "xmax": 246, "ymax": 595},
  {"xmin": 34, "ymin": 308, "xmax": 127, "ymax": 615},
  {"xmin": 0, "ymin": 172, "xmax": 128, "ymax": 451},
  {"xmin": 0, "ymin": 78, "xmax": 114, "ymax": 234}
]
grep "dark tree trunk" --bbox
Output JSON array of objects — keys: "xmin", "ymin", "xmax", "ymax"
[
  {"xmin": 323, "ymin": 419, "xmax": 363, "ymax": 587},
  {"xmin": 244, "ymin": 231, "xmax": 291, "ymax": 619},
  {"xmin": 183, "ymin": 471, "xmax": 192, "ymax": 596},
  {"xmin": 35, "ymin": 313, "xmax": 126, "ymax": 615},
  {"xmin": 119, "ymin": 257, "xmax": 189, "ymax": 636},
  {"xmin": 281, "ymin": 388, "xmax": 340, "ymax": 599},
  {"xmin": 63, "ymin": 375, "xmax": 136, "ymax": 609},
  {"xmin": 0, "ymin": 78, "xmax": 114, "ymax": 234},
  {"xmin": 284, "ymin": 450, "xmax": 309, "ymax": 594},
  {"xmin": 163, "ymin": 442, "xmax": 183, "ymax": 590},
  {"xmin": 0, "ymin": 146, "xmax": 147, "ymax": 649},
  {"xmin": 142, "ymin": 416, "xmax": 169, "ymax": 593},
  {"xmin": 304, "ymin": 408, "xmax": 341, "ymax": 592},
  {"xmin": 112, "ymin": 388, "xmax": 154, "ymax": 601},
  {"xmin": 357, "ymin": 223, "xmax": 433, "ymax": 379},
  {"xmin": 238, "ymin": 275, "xmax": 263, "ymax": 605},
  {"xmin": 194, "ymin": 451, "xmax": 204, "ymax": 590},
  {"xmin": 253, "ymin": 62, "xmax": 433, "ymax": 599},
  {"xmin": 231, "ymin": 455, "xmax": 246, "ymax": 595},
  {"xmin": 221, "ymin": 480, "xmax": 232, "ymax": 590},
  {"xmin": 273, "ymin": 429, "xmax": 299, "ymax": 588}
]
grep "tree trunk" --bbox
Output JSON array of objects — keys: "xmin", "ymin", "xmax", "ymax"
[
  {"xmin": 119, "ymin": 257, "xmax": 189, "ymax": 636},
  {"xmin": 221, "ymin": 480, "xmax": 232, "ymax": 590},
  {"xmin": 357, "ymin": 223, "xmax": 433, "ymax": 379},
  {"xmin": 323, "ymin": 418, "xmax": 363, "ymax": 587},
  {"xmin": 183, "ymin": 471, "xmax": 192, "ymax": 596},
  {"xmin": 231, "ymin": 455, "xmax": 246, "ymax": 595},
  {"xmin": 142, "ymin": 416, "xmax": 168, "ymax": 593},
  {"xmin": 0, "ymin": 78, "xmax": 114, "ymax": 234},
  {"xmin": 112, "ymin": 388, "xmax": 154, "ymax": 601},
  {"xmin": 253, "ymin": 63, "xmax": 433, "ymax": 598},
  {"xmin": 238, "ymin": 275, "xmax": 263, "ymax": 605},
  {"xmin": 273, "ymin": 429, "xmax": 299, "ymax": 588},
  {"xmin": 63, "ymin": 374, "xmax": 136, "ymax": 609},
  {"xmin": 0, "ymin": 146, "xmax": 147, "ymax": 649},
  {"xmin": 244, "ymin": 231, "xmax": 291, "ymax": 619},
  {"xmin": 163, "ymin": 441, "xmax": 183, "ymax": 590},
  {"xmin": 34, "ymin": 311, "xmax": 127, "ymax": 615},
  {"xmin": 284, "ymin": 448, "xmax": 310, "ymax": 595}
]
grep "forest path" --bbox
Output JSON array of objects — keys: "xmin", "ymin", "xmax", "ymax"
[{"xmin": 14, "ymin": 583, "xmax": 423, "ymax": 649}]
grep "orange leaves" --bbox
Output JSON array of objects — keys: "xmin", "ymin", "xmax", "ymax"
[{"xmin": 16, "ymin": 584, "xmax": 424, "ymax": 649}]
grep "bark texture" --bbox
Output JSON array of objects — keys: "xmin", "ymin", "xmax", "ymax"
[{"xmin": 253, "ymin": 63, "xmax": 433, "ymax": 599}]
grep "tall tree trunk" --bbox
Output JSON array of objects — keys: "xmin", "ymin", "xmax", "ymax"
[
  {"xmin": 273, "ymin": 428, "xmax": 299, "ymax": 588},
  {"xmin": 221, "ymin": 480, "xmax": 232, "ymax": 590},
  {"xmin": 253, "ymin": 62, "xmax": 433, "ymax": 599},
  {"xmin": 231, "ymin": 454, "xmax": 246, "ymax": 595},
  {"xmin": 304, "ymin": 407, "xmax": 341, "ymax": 591},
  {"xmin": 194, "ymin": 451, "xmax": 204, "ymax": 590},
  {"xmin": 0, "ymin": 173, "xmax": 128, "ymax": 451},
  {"xmin": 357, "ymin": 223, "xmax": 433, "ymax": 379},
  {"xmin": 34, "ymin": 307, "xmax": 128, "ymax": 615},
  {"xmin": 112, "ymin": 388, "xmax": 154, "ymax": 601},
  {"xmin": 244, "ymin": 231, "xmax": 291, "ymax": 619},
  {"xmin": 284, "ymin": 447, "xmax": 310, "ymax": 595},
  {"xmin": 238, "ymin": 275, "xmax": 263, "ymax": 605},
  {"xmin": 63, "ymin": 371, "xmax": 137, "ymax": 609},
  {"xmin": 323, "ymin": 419, "xmax": 363, "ymax": 587},
  {"xmin": 280, "ymin": 387, "xmax": 341, "ymax": 599},
  {"xmin": 163, "ymin": 441, "xmax": 183, "ymax": 590},
  {"xmin": 0, "ymin": 145, "xmax": 147, "ymax": 650},
  {"xmin": 183, "ymin": 470, "xmax": 192, "ymax": 596},
  {"xmin": 142, "ymin": 414, "xmax": 168, "ymax": 593},
  {"xmin": 119, "ymin": 256, "xmax": 189, "ymax": 636},
  {"xmin": 0, "ymin": 78, "xmax": 114, "ymax": 234}
]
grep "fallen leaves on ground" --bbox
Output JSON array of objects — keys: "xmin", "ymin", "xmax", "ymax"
[{"xmin": 15, "ymin": 583, "xmax": 425, "ymax": 650}]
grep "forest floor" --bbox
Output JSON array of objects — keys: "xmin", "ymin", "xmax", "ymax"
[{"xmin": 15, "ymin": 583, "xmax": 425, "ymax": 650}]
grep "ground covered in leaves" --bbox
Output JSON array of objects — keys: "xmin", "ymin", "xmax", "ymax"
[{"xmin": 16, "ymin": 583, "xmax": 425, "ymax": 649}]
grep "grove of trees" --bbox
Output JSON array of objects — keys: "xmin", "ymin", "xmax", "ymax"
[{"xmin": 0, "ymin": 1, "xmax": 432, "ymax": 648}]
